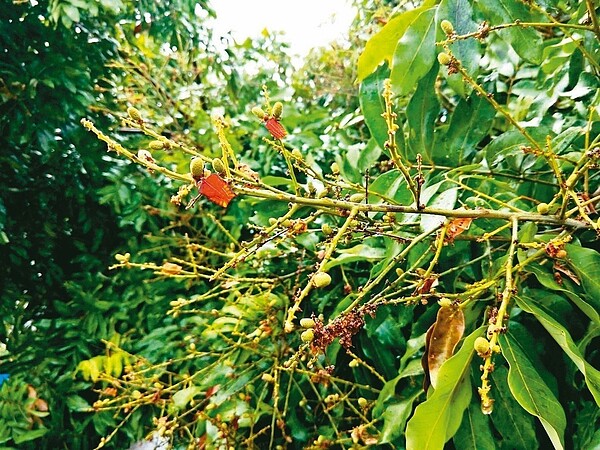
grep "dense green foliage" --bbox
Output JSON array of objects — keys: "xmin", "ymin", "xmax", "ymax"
[{"xmin": 2, "ymin": 0, "xmax": 599, "ymax": 449}]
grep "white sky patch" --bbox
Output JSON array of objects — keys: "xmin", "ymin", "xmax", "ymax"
[{"xmin": 211, "ymin": 0, "xmax": 356, "ymax": 58}]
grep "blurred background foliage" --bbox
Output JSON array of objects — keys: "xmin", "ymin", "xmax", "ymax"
[{"xmin": 1, "ymin": 0, "xmax": 599, "ymax": 449}]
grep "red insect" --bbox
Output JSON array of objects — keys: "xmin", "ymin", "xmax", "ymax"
[
  {"xmin": 187, "ymin": 173, "xmax": 236, "ymax": 209},
  {"xmin": 264, "ymin": 117, "xmax": 287, "ymax": 140}
]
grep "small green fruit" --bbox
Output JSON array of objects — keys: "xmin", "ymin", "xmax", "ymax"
[
  {"xmin": 321, "ymin": 223, "xmax": 333, "ymax": 235},
  {"xmin": 300, "ymin": 318, "xmax": 316, "ymax": 328},
  {"xmin": 312, "ymin": 272, "xmax": 332, "ymax": 288},
  {"xmin": 300, "ymin": 329, "xmax": 315, "ymax": 342},
  {"xmin": 272, "ymin": 101, "xmax": 283, "ymax": 119},
  {"xmin": 437, "ymin": 52, "xmax": 452, "ymax": 66},
  {"xmin": 127, "ymin": 106, "xmax": 142, "ymax": 122},
  {"xmin": 474, "ymin": 337, "xmax": 491, "ymax": 356},
  {"xmin": 349, "ymin": 193, "xmax": 365, "ymax": 203},
  {"xmin": 440, "ymin": 19, "xmax": 455, "ymax": 35},
  {"xmin": 251, "ymin": 106, "xmax": 266, "ymax": 119},
  {"xmin": 536, "ymin": 202, "xmax": 549, "ymax": 214},
  {"xmin": 190, "ymin": 157, "xmax": 205, "ymax": 181},
  {"xmin": 212, "ymin": 157, "xmax": 226, "ymax": 175},
  {"xmin": 148, "ymin": 140, "xmax": 165, "ymax": 150}
]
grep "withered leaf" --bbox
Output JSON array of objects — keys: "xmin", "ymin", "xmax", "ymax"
[{"xmin": 421, "ymin": 306, "xmax": 465, "ymax": 391}]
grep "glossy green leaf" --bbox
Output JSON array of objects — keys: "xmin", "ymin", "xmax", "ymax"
[
  {"xmin": 476, "ymin": 0, "xmax": 545, "ymax": 64},
  {"xmin": 405, "ymin": 327, "xmax": 482, "ymax": 449},
  {"xmin": 172, "ymin": 386, "xmax": 202, "ymax": 410},
  {"xmin": 439, "ymin": 94, "xmax": 495, "ymax": 165},
  {"xmin": 516, "ymin": 294, "xmax": 600, "ymax": 406},
  {"xmin": 453, "ymin": 402, "xmax": 496, "ymax": 450},
  {"xmin": 406, "ymin": 63, "xmax": 440, "ymax": 162},
  {"xmin": 390, "ymin": 8, "xmax": 437, "ymax": 96},
  {"xmin": 359, "ymin": 65, "xmax": 390, "ymax": 151},
  {"xmin": 357, "ymin": 0, "xmax": 436, "ymax": 81},
  {"xmin": 499, "ymin": 331, "xmax": 566, "ymax": 449},
  {"xmin": 565, "ymin": 244, "xmax": 600, "ymax": 311},
  {"xmin": 368, "ymin": 169, "xmax": 414, "ymax": 205},
  {"xmin": 490, "ymin": 365, "xmax": 537, "ymax": 449}
]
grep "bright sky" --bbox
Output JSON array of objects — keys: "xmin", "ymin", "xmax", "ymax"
[{"xmin": 211, "ymin": 0, "xmax": 356, "ymax": 58}]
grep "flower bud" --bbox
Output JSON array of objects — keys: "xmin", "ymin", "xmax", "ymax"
[
  {"xmin": 437, "ymin": 52, "xmax": 452, "ymax": 66},
  {"xmin": 438, "ymin": 297, "xmax": 452, "ymax": 307},
  {"xmin": 212, "ymin": 157, "xmax": 226, "ymax": 175},
  {"xmin": 300, "ymin": 329, "xmax": 315, "ymax": 342},
  {"xmin": 311, "ymin": 272, "xmax": 332, "ymax": 288},
  {"xmin": 440, "ymin": 20, "xmax": 454, "ymax": 36},
  {"xmin": 272, "ymin": 101, "xmax": 283, "ymax": 119},
  {"xmin": 252, "ymin": 106, "xmax": 266, "ymax": 120},
  {"xmin": 556, "ymin": 249, "xmax": 567, "ymax": 259},
  {"xmin": 127, "ymin": 106, "xmax": 142, "ymax": 122},
  {"xmin": 300, "ymin": 318, "xmax": 316, "ymax": 329},
  {"xmin": 349, "ymin": 193, "xmax": 365, "ymax": 203},
  {"xmin": 536, "ymin": 202, "xmax": 549, "ymax": 214},
  {"xmin": 148, "ymin": 140, "xmax": 165, "ymax": 150},
  {"xmin": 357, "ymin": 397, "xmax": 368, "ymax": 407},
  {"xmin": 474, "ymin": 337, "xmax": 491, "ymax": 356},
  {"xmin": 321, "ymin": 223, "xmax": 333, "ymax": 235},
  {"xmin": 190, "ymin": 157, "xmax": 205, "ymax": 181},
  {"xmin": 291, "ymin": 148, "xmax": 302, "ymax": 159},
  {"xmin": 330, "ymin": 162, "xmax": 340, "ymax": 174}
]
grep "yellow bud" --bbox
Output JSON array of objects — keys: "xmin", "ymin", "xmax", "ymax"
[
  {"xmin": 330, "ymin": 162, "xmax": 340, "ymax": 174},
  {"xmin": 440, "ymin": 19, "xmax": 454, "ymax": 35},
  {"xmin": 127, "ymin": 106, "xmax": 142, "ymax": 122},
  {"xmin": 115, "ymin": 252, "xmax": 131, "ymax": 263},
  {"xmin": 537, "ymin": 202, "xmax": 549, "ymax": 214},
  {"xmin": 349, "ymin": 359, "xmax": 359, "ymax": 368},
  {"xmin": 300, "ymin": 318, "xmax": 316, "ymax": 328},
  {"xmin": 300, "ymin": 329, "xmax": 315, "ymax": 342},
  {"xmin": 312, "ymin": 272, "xmax": 332, "ymax": 288},
  {"xmin": 556, "ymin": 249, "xmax": 567, "ymax": 259},
  {"xmin": 321, "ymin": 223, "xmax": 333, "ymax": 235},
  {"xmin": 268, "ymin": 218, "xmax": 278, "ymax": 226},
  {"xmin": 252, "ymin": 106, "xmax": 266, "ymax": 120},
  {"xmin": 190, "ymin": 157, "xmax": 205, "ymax": 181},
  {"xmin": 395, "ymin": 268, "xmax": 404, "ymax": 277},
  {"xmin": 291, "ymin": 148, "xmax": 302, "ymax": 159},
  {"xmin": 272, "ymin": 101, "xmax": 283, "ymax": 119},
  {"xmin": 437, "ymin": 52, "xmax": 452, "ymax": 66},
  {"xmin": 438, "ymin": 297, "xmax": 452, "ymax": 307},
  {"xmin": 261, "ymin": 373, "xmax": 275, "ymax": 383},
  {"xmin": 349, "ymin": 193, "xmax": 365, "ymax": 203},
  {"xmin": 212, "ymin": 157, "xmax": 226, "ymax": 175},
  {"xmin": 474, "ymin": 337, "xmax": 491, "ymax": 356},
  {"xmin": 131, "ymin": 390, "xmax": 142, "ymax": 399},
  {"xmin": 148, "ymin": 140, "xmax": 165, "ymax": 150},
  {"xmin": 358, "ymin": 397, "xmax": 368, "ymax": 407}
]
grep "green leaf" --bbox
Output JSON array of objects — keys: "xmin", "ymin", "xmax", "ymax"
[
  {"xmin": 406, "ymin": 63, "xmax": 440, "ymax": 162},
  {"xmin": 438, "ymin": 94, "xmax": 495, "ymax": 165},
  {"xmin": 357, "ymin": 0, "xmax": 436, "ymax": 81},
  {"xmin": 12, "ymin": 428, "xmax": 48, "ymax": 444},
  {"xmin": 420, "ymin": 187, "xmax": 458, "ymax": 233},
  {"xmin": 453, "ymin": 402, "xmax": 496, "ymax": 450},
  {"xmin": 405, "ymin": 327, "xmax": 483, "ymax": 449},
  {"xmin": 66, "ymin": 395, "xmax": 91, "ymax": 412},
  {"xmin": 322, "ymin": 243, "xmax": 387, "ymax": 271},
  {"xmin": 476, "ymin": 0, "xmax": 545, "ymax": 64},
  {"xmin": 565, "ymin": 244, "xmax": 600, "ymax": 312},
  {"xmin": 516, "ymin": 294, "xmax": 600, "ymax": 406},
  {"xmin": 380, "ymin": 390, "xmax": 421, "ymax": 444},
  {"xmin": 390, "ymin": 8, "xmax": 438, "ymax": 96},
  {"xmin": 437, "ymin": 0, "xmax": 481, "ymax": 95},
  {"xmin": 499, "ymin": 330, "xmax": 567, "ymax": 449},
  {"xmin": 525, "ymin": 261, "xmax": 599, "ymax": 323},
  {"xmin": 368, "ymin": 169, "xmax": 413, "ymax": 205},
  {"xmin": 172, "ymin": 386, "xmax": 202, "ymax": 410},
  {"xmin": 490, "ymin": 365, "xmax": 537, "ymax": 449},
  {"xmin": 359, "ymin": 65, "xmax": 390, "ymax": 151}
]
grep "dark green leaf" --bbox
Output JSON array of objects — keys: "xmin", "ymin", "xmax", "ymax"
[
  {"xmin": 490, "ymin": 365, "xmax": 537, "ymax": 449},
  {"xmin": 565, "ymin": 244, "xmax": 600, "ymax": 312},
  {"xmin": 499, "ymin": 330, "xmax": 566, "ymax": 449},
  {"xmin": 516, "ymin": 294, "xmax": 600, "ymax": 405},
  {"xmin": 453, "ymin": 401, "xmax": 496, "ymax": 450}
]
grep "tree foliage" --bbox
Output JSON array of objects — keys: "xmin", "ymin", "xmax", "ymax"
[{"xmin": 2, "ymin": 0, "xmax": 600, "ymax": 449}]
